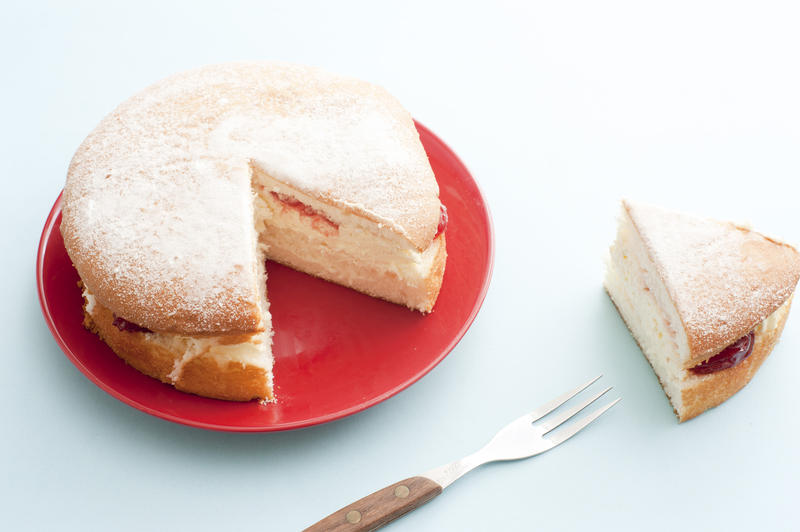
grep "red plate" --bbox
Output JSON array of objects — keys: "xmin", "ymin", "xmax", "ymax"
[{"xmin": 36, "ymin": 122, "xmax": 494, "ymax": 432}]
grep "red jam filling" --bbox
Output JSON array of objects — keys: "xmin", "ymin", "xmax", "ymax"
[
  {"xmin": 270, "ymin": 191, "xmax": 339, "ymax": 235},
  {"xmin": 112, "ymin": 315, "xmax": 152, "ymax": 333},
  {"xmin": 689, "ymin": 332, "xmax": 754, "ymax": 375},
  {"xmin": 435, "ymin": 204, "xmax": 448, "ymax": 238}
]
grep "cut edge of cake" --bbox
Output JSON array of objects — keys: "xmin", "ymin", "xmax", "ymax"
[{"xmin": 252, "ymin": 164, "xmax": 447, "ymax": 314}]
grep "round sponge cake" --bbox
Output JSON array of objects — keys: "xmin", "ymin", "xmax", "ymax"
[{"xmin": 61, "ymin": 62, "xmax": 447, "ymax": 401}]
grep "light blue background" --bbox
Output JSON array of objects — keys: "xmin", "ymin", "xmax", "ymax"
[{"xmin": 4, "ymin": 2, "xmax": 800, "ymax": 530}]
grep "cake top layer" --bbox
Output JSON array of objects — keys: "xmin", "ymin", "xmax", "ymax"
[
  {"xmin": 624, "ymin": 200, "xmax": 800, "ymax": 360},
  {"xmin": 61, "ymin": 62, "xmax": 440, "ymax": 335}
]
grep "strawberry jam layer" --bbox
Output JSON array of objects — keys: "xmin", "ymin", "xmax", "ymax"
[
  {"xmin": 112, "ymin": 315, "xmax": 152, "ymax": 333},
  {"xmin": 270, "ymin": 191, "xmax": 339, "ymax": 235},
  {"xmin": 690, "ymin": 332, "xmax": 754, "ymax": 375},
  {"xmin": 435, "ymin": 204, "xmax": 448, "ymax": 238}
]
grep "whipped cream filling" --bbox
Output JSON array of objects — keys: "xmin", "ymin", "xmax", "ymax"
[{"xmin": 159, "ymin": 333, "xmax": 271, "ymax": 383}]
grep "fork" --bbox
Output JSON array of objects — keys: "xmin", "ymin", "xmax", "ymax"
[{"xmin": 304, "ymin": 375, "xmax": 619, "ymax": 531}]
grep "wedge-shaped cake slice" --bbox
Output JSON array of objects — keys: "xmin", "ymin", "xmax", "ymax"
[{"xmin": 605, "ymin": 200, "xmax": 800, "ymax": 421}]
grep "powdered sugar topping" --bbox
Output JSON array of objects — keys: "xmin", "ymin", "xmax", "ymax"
[
  {"xmin": 625, "ymin": 200, "xmax": 800, "ymax": 356},
  {"xmin": 61, "ymin": 62, "xmax": 440, "ymax": 333}
]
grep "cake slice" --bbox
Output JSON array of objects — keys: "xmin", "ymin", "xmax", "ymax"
[{"xmin": 605, "ymin": 200, "xmax": 800, "ymax": 421}]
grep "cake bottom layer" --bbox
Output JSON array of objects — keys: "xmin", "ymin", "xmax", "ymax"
[
  {"xmin": 83, "ymin": 291, "xmax": 273, "ymax": 402},
  {"xmin": 262, "ymin": 231, "xmax": 447, "ymax": 313}
]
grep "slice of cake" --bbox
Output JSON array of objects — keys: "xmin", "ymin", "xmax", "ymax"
[
  {"xmin": 60, "ymin": 62, "xmax": 447, "ymax": 402},
  {"xmin": 605, "ymin": 200, "xmax": 800, "ymax": 421}
]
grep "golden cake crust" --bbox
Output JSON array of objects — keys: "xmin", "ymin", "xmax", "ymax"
[
  {"xmin": 84, "ymin": 292, "xmax": 272, "ymax": 402},
  {"xmin": 69, "ymin": 244, "xmax": 264, "ymax": 337}
]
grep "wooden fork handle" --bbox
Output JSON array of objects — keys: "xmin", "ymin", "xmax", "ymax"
[{"xmin": 303, "ymin": 476, "xmax": 443, "ymax": 531}]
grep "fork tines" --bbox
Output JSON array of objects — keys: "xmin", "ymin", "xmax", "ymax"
[{"xmin": 531, "ymin": 375, "xmax": 620, "ymax": 442}]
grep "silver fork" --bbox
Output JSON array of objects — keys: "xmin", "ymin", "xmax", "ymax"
[{"xmin": 304, "ymin": 376, "xmax": 620, "ymax": 532}]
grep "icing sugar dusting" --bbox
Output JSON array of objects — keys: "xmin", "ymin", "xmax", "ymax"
[
  {"xmin": 62, "ymin": 62, "xmax": 439, "ymax": 333},
  {"xmin": 625, "ymin": 200, "xmax": 800, "ymax": 356}
]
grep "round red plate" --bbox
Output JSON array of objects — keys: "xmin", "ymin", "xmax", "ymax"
[{"xmin": 37, "ymin": 122, "xmax": 494, "ymax": 432}]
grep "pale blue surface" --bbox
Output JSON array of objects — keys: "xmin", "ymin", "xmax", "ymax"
[{"xmin": 4, "ymin": 2, "xmax": 800, "ymax": 530}]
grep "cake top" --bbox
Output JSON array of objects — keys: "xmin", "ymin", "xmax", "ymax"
[
  {"xmin": 61, "ymin": 62, "xmax": 441, "ymax": 335},
  {"xmin": 624, "ymin": 200, "xmax": 800, "ymax": 361}
]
